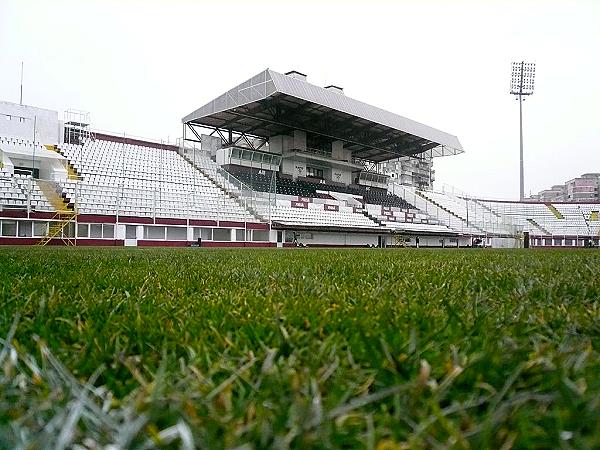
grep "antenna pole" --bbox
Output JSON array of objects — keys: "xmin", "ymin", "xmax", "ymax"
[
  {"xmin": 20, "ymin": 62, "xmax": 24, "ymax": 105},
  {"xmin": 32, "ymin": 116, "xmax": 37, "ymax": 178}
]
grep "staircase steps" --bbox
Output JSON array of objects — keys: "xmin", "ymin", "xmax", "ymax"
[
  {"xmin": 416, "ymin": 191, "xmax": 486, "ymax": 233},
  {"xmin": 180, "ymin": 154, "xmax": 265, "ymax": 222},
  {"xmin": 36, "ymin": 180, "xmax": 73, "ymax": 212},
  {"xmin": 527, "ymin": 218, "xmax": 551, "ymax": 235},
  {"xmin": 472, "ymin": 199, "xmax": 503, "ymax": 219},
  {"xmin": 363, "ymin": 210, "xmax": 382, "ymax": 225},
  {"xmin": 46, "ymin": 145, "xmax": 82, "ymax": 180},
  {"xmin": 545, "ymin": 203, "xmax": 564, "ymax": 219}
]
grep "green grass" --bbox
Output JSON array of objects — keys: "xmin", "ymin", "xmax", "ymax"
[{"xmin": 1, "ymin": 247, "xmax": 599, "ymax": 449}]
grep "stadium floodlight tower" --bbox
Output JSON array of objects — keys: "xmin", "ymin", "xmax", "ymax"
[{"xmin": 510, "ymin": 61, "xmax": 536, "ymax": 201}]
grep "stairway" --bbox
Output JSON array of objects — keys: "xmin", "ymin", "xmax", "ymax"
[
  {"xmin": 36, "ymin": 180, "xmax": 73, "ymax": 212},
  {"xmin": 362, "ymin": 210, "xmax": 382, "ymax": 226},
  {"xmin": 471, "ymin": 198, "xmax": 503, "ymax": 219},
  {"xmin": 527, "ymin": 218, "xmax": 551, "ymax": 235},
  {"xmin": 36, "ymin": 210, "xmax": 77, "ymax": 246},
  {"xmin": 180, "ymin": 153, "xmax": 265, "ymax": 222},
  {"xmin": 545, "ymin": 203, "xmax": 564, "ymax": 219},
  {"xmin": 417, "ymin": 191, "xmax": 485, "ymax": 233},
  {"xmin": 46, "ymin": 145, "xmax": 81, "ymax": 180},
  {"xmin": 181, "ymin": 153, "xmax": 228, "ymax": 193}
]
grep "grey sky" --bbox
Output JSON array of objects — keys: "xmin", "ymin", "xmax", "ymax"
[{"xmin": 1, "ymin": 0, "xmax": 598, "ymax": 199}]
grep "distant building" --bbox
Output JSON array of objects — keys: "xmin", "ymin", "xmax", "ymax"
[
  {"xmin": 565, "ymin": 173, "xmax": 599, "ymax": 201},
  {"xmin": 533, "ymin": 174, "xmax": 599, "ymax": 202}
]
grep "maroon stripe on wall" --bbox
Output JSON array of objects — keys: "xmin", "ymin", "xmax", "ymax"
[
  {"xmin": 78, "ymin": 214, "xmax": 117, "ymax": 223},
  {"xmin": 304, "ymin": 244, "xmax": 372, "ymax": 248},
  {"xmin": 30, "ymin": 212, "xmax": 57, "ymax": 219},
  {"xmin": 137, "ymin": 240, "xmax": 191, "ymax": 247},
  {"xmin": 202, "ymin": 241, "xmax": 275, "ymax": 247},
  {"xmin": 246, "ymin": 222, "xmax": 270, "ymax": 230},
  {"xmin": 136, "ymin": 240, "xmax": 275, "ymax": 248},
  {"xmin": 0, "ymin": 211, "xmax": 28, "ymax": 218},
  {"xmin": 189, "ymin": 219, "xmax": 218, "ymax": 226},
  {"xmin": 119, "ymin": 216, "xmax": 153, "ymax": 224},
  {"xmin": 218, "ymin": 221, "xmax": 245, "ymax": 228},
  {"xmin": 0, "ymin": 238, "xmax": 124, "ymax": 246},
  {"xmin": 0, "ymin": 237, "xmax": 38, "ymax": 245},
  {"xmin": 155, "ymin": 218, "xmax": 187, "ymax": 225},
  {"xmin": 77, "ymin": 239, "xmax": 124, "ymax": 246}
]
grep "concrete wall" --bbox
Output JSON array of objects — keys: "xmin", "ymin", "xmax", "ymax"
[
  {"xmin": 331, "ymin": 167, "xmax": 352, "ymax": 185},
  {"xmin": 6, "ymin": 154, "xmax": 67, "ymax": 181},
  {"xmin": 201, "ymin": 134, "xmax": 221, "ymax": 158},
  {"xmin": 282, "ymin": 158, "xmax": 306, "ymax": 179},
  {"xmin": 270, "ymin": 135, "xmax": 293, "ymax": 155},
  {"xmin": 332, "ymin": 140, "xmax": 352, "ymax": 162},
  {"xmin": 293, "ymin": 130, "xmax": 306, "ymax": 151},
  {"xmin": 0, "ymin": 101, "xmax": 60, "ymax": 145}
]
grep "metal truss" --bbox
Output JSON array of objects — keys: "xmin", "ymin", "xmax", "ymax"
[{"xmin": 184, "ymin": 122, "xmax": 267, "ymax": 151}]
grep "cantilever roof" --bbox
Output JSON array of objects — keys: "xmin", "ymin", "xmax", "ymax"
[{"xmin": 183, "ymin": 69, "xmax": 463, "ymax": 162}]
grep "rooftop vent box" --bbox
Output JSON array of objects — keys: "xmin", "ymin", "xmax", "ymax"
[
  {"xmin": 325, "ymin": 85, "xmax": 344, "ymax": 95},
  {"xmin": 285, "ymin": 70, "xmax": 307, "ymax": 82}
]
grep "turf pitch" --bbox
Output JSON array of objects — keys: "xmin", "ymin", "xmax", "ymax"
[{"xmin": 1, "ymin": 247, "xmax": 599, "ymax": 449}]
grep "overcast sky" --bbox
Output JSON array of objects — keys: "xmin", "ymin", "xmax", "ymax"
[{"xmin": 1, "ymin": 0, "xmax": 599, "ymax": 199}]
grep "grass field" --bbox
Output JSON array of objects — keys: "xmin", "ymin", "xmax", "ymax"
[{"xmin": 1, "ymin": 247, "xmax": 599, "ymax": 449}]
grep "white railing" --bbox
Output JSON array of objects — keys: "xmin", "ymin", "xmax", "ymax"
[
  {"xmin": 178, "ymin": 146, "xmax": 276, "ymax": 222},
  {"xmin": 390, "ymin": 183, "xmax": 521, "ymax": 236}
]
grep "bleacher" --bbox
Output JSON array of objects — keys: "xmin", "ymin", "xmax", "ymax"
[
  {"xmin": 401, "ymin": 185, "xmax": 600, "ymax": 239},
  {"xmin": 6, "ymin": 135, "xmax": 596, "ymax": 245},
  {"xmin": 0, "ymin": 173, "xmax": 53, "ymax": 213},
  {"xmin": 0, "ymin": 175, "xmax": 29, "ymax": 210},
  {"xmin": 223, "ymin": 165, "xmax": 443, "ymax": 232},
  {"xmin": 364, "ymin": 203, "xmax": 449, "ymax": 230},
  {"xmin": 225, "ymin": 165, "xmax": 412, "ymax": 208},
  {"xmin": 269, "ymin": 195, "xmax": 379, "ymax": 229},
  {"xmin": 58, "ymin": 139, "xmax": 258, "ymax": 222},
  {"xmin": 480, "ymin": 200, "xmax": 600, "ymax": 236}
]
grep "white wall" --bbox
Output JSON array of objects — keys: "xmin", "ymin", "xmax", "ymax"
[
  {"xmin": 490, "ymin": 237, "xmax": 521, "ymax": 248},
  {"xmin": 201, "ymin": 134, "xmax": 221, "ymax": 157},
  {"xmin": 0, "ymin": 101, "xmax": 60, "ymax": 145},
  {"xmin": 296, "ymin": 231, "xmax": 379, "ymax": 246},
  {"xmin": 282, "ymin": 158, "xmax": 306, "ymax": 179},
  {"xmin": 0, "ymin": 151, "xmax": 14, "ymax": 173},
  {"xmin": 331, "ymin": 167, "xmax": 352, "ymax": 184}
]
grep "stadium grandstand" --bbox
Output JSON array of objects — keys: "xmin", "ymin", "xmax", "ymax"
[{"xmin": 0, "ymin": 70, "xmax": 598, "ymax": 248}]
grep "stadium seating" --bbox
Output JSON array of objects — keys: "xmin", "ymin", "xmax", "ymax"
[
  {"xmin": 5, "ymin": 135, "xmax": 598, "ymax": 245},
  {"xmin": 268, "ymin": 195, "xmax": 379, "ymax": 229},
  {"xmin": 0, "ymin": 174, "xmax": 53, "ymax": 212},
  {"xmin": 480, "ymin": 200, "xmax": 600, "ymax": 236},
  {"xmin": 222, "ymin": 165, "xmax": 447, "ymax": 231},
  {"xmin": 224, "ymin": 165, "xmax": 412, "ymax": 208},
  {"xmin": 364, "ymin": 203, "xmax": 444, "ymax": 227},
  {"xmin": 58, "ymin": 139, "xmax": 258, "ymax": 222},
  {"xmin": 402, "ymin": 185, "xmax": 600, "ymax": 239}
]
